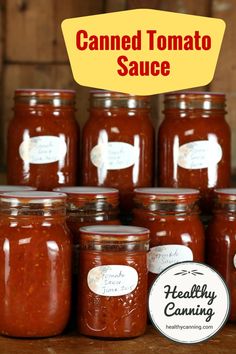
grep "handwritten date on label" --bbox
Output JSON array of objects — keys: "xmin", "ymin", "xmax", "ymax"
[{"xmin": 87, "ymin": 265, "xmax": 138, "ymax": 296}]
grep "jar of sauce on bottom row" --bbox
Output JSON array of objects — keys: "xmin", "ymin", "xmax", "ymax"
[
  {"xmin": 132, "ymin": 188, "xmax": 205, "ymax": 287},
  {"xmin": 207, "ymin": 189, "xmax": 236, "ymax": 322},
  {"xmin": 78, "ymin": 225, "xmax": 149, "ymax": 338},
  {"xmin": 54, "ymin": 187, "xmax": 121, "ymax": 328},
  {"xmin": 0, "ymin": 192, "xmax": 71, "ymax": 337}
]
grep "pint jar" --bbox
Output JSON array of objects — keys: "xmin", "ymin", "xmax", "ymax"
[{"xmin": 78, "ymin": 225, "xmax": 149, "ymax": 338}]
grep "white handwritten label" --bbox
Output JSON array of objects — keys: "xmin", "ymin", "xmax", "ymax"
[
  {"xmin": 90, "ymin": 142, "xmax": 138, "ymax": 170},
  {"xmin": 178, "ymin": 140, "xmax": 222, "ymax": 170},
  {"xmin": 87, "ymin": 265, "xmax": 138, "ymax": 296},
  {"xmin": 148, "ymin": 245, "xmax": 193, "ymax": 274},
  {"xmin": 19, "ymin": 136, "xmax": 67, "ymax": 164}
]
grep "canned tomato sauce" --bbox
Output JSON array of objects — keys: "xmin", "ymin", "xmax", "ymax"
[
  {"xmin": 158, "ymin": 92, "xmax": 231, "ymax": 213},
  {"xmin": 132, "ymin": 188, "xmax": 205, "ymax": 287},
  {"xmin": 78, "ymin": 225, "xmax": 149, "ymax": 338},
  {"xmin": 82, "ymin": 91, "xmax": 154, "ymax": 215},
  {"xmin": 7, "ymin": 89, "xmax": 79, "ymax": 190},
  {"xmin": 207, "ymin": 189, "xmax": 236, "ymax": 321},
  {"xmin": 0, "ymin": 192, "xmax": 72, "ymax": 337}
]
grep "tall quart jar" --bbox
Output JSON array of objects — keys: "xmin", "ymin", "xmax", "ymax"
[
  {"xmin": 132, "ymin": 188, "xmax": 205, "ymax": 287},
  {"xmin": 7, "ymin": 89, "xmax": 79, "ymax": 190},
  {"xmin": 158, "ymin": 92, "xmax": 231, "ymax": 213},
  {"xmin": 0, "ymin": 191, "xmax": 72, "ymax": 337},
  {"xmin": 207, "ymin": 189, "xmax": 236, "ymax": 321},
  {"xmin": 82, "ymin": 91, "xmax": 154, "ymax": 215},
  {"xmin": 78, "ymin": 225, "xmax": 149, "ymax": 338}
]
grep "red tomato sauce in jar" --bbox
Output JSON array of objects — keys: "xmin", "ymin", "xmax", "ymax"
[
  {"xmin": 54, "ymin": 186, "xmax": 121, "ymax": 244},
  {"xmin": 207, "ymin": 189, "xmax": 236, "ymax": 321},
  {"xmin": 132, "ymin": 188, "xmax": 205, "ymax": 287},
  {"xmin": 7, "ymin": 89, "xmax": 79, "ymax": 190},
  {"xmin": 158, "ymin": 92, "xmax": 231, "ymax": 213},
  {"xmin": 0, "ymin": 191, "xmax": 72, "ymax": 337},
  {"xmin": 54, "ymin": 187, "xmax": 121, "ymax": 329},
  {"xmin": 78, "ymin": 225, "xmax": 149, "ymax": 338},
  {"xmin": 82, "ymin": 91, "xmax": 154, "ymax": 215}
]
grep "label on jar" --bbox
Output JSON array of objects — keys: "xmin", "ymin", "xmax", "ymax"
[
  {"xmin": 90, "ymin": 142, "xmax": 138, "ymax": 170},
  {"xmin": 148, "ymin": 245, "xmax": 193, "ymax": 274},
  {"xmin": 178, "ymin": 140, "xmax": 222, "ymax": 170},
  {"xmin": 19, "ymin": 136, "xmax": 67, "ymax": 164},
  {"xmin": 87, "ymin": 265, "xmax": 138, "ymax": 296}
]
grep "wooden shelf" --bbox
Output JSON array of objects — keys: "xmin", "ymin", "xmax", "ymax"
[{"xmin": 0, "ymin": 324, "xmax": 236, "ymax": 354}]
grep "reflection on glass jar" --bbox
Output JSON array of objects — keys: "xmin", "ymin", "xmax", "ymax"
[
  {"xmin": 0, "ymin": 191, "xmax": 71, "ymax": 337},
  {"xmin": 207, "ymin": 189, "xmax": 236, "ymax": 322},
  {"xmin": 7, "ymin": 89, "xmax": 79, "ymax": 190},
  {"xmin": 82, "ymin": 91, "xmax": 154, "ymax": 216},
  {"xmin": 132, "ymin": 188, "xmax": 205, "ymax": 288},
  {"xmin": 158, "ymin": 92, "xmax": 231, "ymax": 213},
  {"xmin": 78, "ymin": 225, "xmax": 149, "ymax": 338}
]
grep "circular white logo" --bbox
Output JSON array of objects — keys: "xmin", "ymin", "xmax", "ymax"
[{"xmin": 148, "ymin": 262, "xmax": 230, "ymax": 344}]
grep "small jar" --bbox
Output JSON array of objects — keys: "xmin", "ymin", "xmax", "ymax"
[
  {"xmin": 54, "ymin": 187, "xmax": 121, "ymax": 244},
  {"xmin": 7, "ymin": 89, "xmax": 79, "ymax": 190},
  {"xmin": 207, "ymin": 189, "xmax": 236, "ymax": 321},
  {"xmin": 78, "ymin": 225, "xmax": 149, "ymax": 338},
  {"xmin": 82, "ymin": 91, "xmax": 154, "ymax": 215},
  {"xmin": 132, "ymin": 188, "xmax": 205, "ymax": 286},
  {"xmin": 158, "ymin": 92, "xmax": 231, "ymax": 213},
  {"xmin": 0, "ymin": 191, "xmax": 71, "ymax": 337}
]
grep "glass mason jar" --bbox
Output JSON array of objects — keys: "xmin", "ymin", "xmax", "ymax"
[
  {"xmin": 207, "ymin": 189, "xmax": 236, "ymax": 322},
  {"xmin": 158, "ymin": 92, "xmax": 231, "ymax": 213},
  {"xmin": 132, "ymin": 188, "xmax": 205, "ymax": 287},
  {"xmin": 82, "ymin": 91, "xmax": 154, "ymax": 215},
  {"xmin": 7, "ymin": 89, "xmax": 79, "ymax": 190},
  {"xmin": 54, "ymin": 187, "xmax": 121, "ymax": 329},
  {"xmin": 54, "ymin": 186, "xmax": 121, "ymax": 244},
  {"xmin": 0, "ymin": 191, "xmax": 72, "ymax": 337},
  {"xmin": 78, "ymin": 225, "xmax": 149, "ymax": 338}
]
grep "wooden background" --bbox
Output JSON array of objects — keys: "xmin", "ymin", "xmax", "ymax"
[{"xmin": 0, "ymin": 0, "xmax": 235, "ymax": 178}]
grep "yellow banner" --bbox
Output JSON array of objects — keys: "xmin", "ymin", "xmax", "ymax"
[{"xmin": 62, "ymin": 9, "xmax": 225, "ymax": 95}]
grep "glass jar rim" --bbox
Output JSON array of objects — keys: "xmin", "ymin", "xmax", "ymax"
[
  {"xmin": 54, "ymin": 186, "xmax": 118, "ymax": 196},
  {"xmin": 135, "ymin": 187, "xmax": 199, "ymax": 198},
  {"xmin": 0, "ymin": 191, "xmax": 67, "ymax": 204},
  {"xmin": 80, "ymin": 225, "xmax": 149, "ymax": 236},
  {"xmin": 164, "ymin": 91, "xmax": 225, "ymax": 110},
  {"xmin": 15, "ymin": 88, "xmax": 76, "ymax": 97},
  {"xmin": 215, "ymin": 188, "xmax": 236, "ymax": 202},
  {"xmin": 0, "ymin": 185, "xmax": 36, "ymax": 192}
]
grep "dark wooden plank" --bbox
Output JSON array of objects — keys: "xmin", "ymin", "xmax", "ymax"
[
  {"xmin": 127, "ymin": 0, "xmax": 159, "ymax": 9},
  {"xmin": 5, "ymin": 0, "xmax": 104, "ymax": 63},
  {"xmin": 159, "ymin": 0, "xmax": 211, "ymax": 15},
  {"xmin": 105, "ymin": 0, "xmax": 127, "ymax": 12}
]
